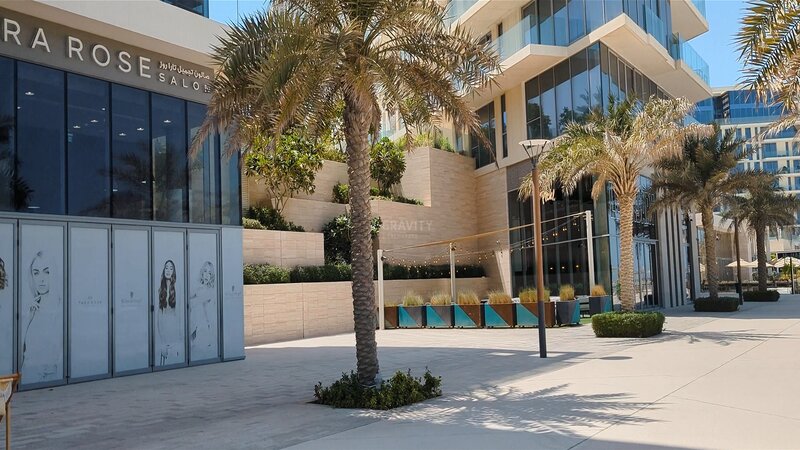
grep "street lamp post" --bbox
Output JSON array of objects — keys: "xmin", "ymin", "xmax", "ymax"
[{"xmin": 520, "ymin": 139, "xmax": 552, "ymax": 359}]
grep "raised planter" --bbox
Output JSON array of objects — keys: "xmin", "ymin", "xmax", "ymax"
[
  {"xmin": 483, "ymin": 303, "xmax": 515, "ymax": 327},
  {"xmin": 514, "ymin": 302, "xmax": 555, "ymax": 328},
  {"xmin": 694, "ymin": 297, "xmax": 740, "ymax": 312},
  {"xmin": 384, "ymin": 305, "xmax": 399, "ymax": 329},
  {"xmin": 588, "ymin": 295, "xmax": 613, "ymax": 316},
  {"xmin": 425, "ymin": 305, "xmax": 453, "ymax": 328},
  {"xmin": 398, "ymin": 305, "xmax": 426, "ymax": 327},
  {"xmin": 556, "ymin": 300, "xmax": 581, "ymax": 326},
  {"xmin": 453, "ymin": 304, "xmax": 483, "ymax": 328}
]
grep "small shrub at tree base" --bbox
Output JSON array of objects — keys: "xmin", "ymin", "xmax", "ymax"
[
  {"xmin": 243, "ymin": 264, "xmax": 290, "ymax": 284},
  {"xmin": 245, "ymin": 207, "xmax": 305, "ymax": 232},
  {"xmin": 314, "ymin": 370, "xmax": 442, "ymax": 410},
  {"xmin": 591, "ymin": 311, "xmax": 666, "ymax": 338},
  {"xmin": 693, "ymin": 297, "xmax": 740, "ymax": 312},
  {"xmin": 743, "ymin": 290, "xmax": 780, "ymax": 302},
  {"xmin": 242, "ymin": 218, "xmax": 265, "ymax": 230},
  {"xmin": 332, "ymin": 182, "xmax": 350, "ymax": 204}
]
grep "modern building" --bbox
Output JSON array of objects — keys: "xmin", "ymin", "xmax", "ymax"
[
  {"xmin": 693, "ymin": 87, "xmax": 799, "ymax": 285},
  {"xmin": 0, "ymin": 0, "xmax": 244, "ymax": 390}
]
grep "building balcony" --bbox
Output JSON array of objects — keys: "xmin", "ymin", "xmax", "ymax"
[
  {"xmin": 444, "ymin": 0, "xmax": 524, "ymax": 32},
  {"xmin": 670, "ymin": 0, "xmax": 709, "ymax": 40}
]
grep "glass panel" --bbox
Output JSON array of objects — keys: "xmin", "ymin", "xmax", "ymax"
[
  {"xmin": 525, "ymin": 77, "xmax": 542, "ymax": 139},
  {"xmin": 589, "ymin": 43, "xmax": 603, "ymax": 108},
  {"xmin": 188, "ymin": 102, "xmax": 220, "ymax": 224},
  {"xmin": 219, "ymin": 132, "xmax": 241, "ymax": 225},
  {"xmin": 0, "ymin": 57, "xmax": 14, "ymax": 211},
  {"xmin": 540, "ymin": 70, "xmax": 557, "ymax": 138},
  {"xmin": 17, "ymin": 62, "xmax": 65, "ymax": 214},
  {"xmin": 568, "ymin": 0, "xmax": 586, "ymax": 42},
  {"xmin": 553, "ymin": 0, "xmax": 569, "ymax": 45},
  {"xmin": 554, "ymin": 60, "xmax": 572, "ymax": 133},
  {"xmin": 608, "ymin": 52, "xmax": 620, "ymax": 101},
  {"xmin": 67, "ymin": 74, "xmax": 110, "ymax": 217},
  {"xmin": 587, "ymin": 0, "xmax": 605, "ymax": 30},
  {"xmin": 571, "ymin": 49, "xmax": 590, "ymax": 123},
  {"xmin": 539, "ymin": 0, "xmax": 554, "ymax": 45},
  {"xmin": 500, "ymin": 95, "xmax": 508, "ymax": 158},
  {"xmin": 523, "ymin": 1, "xmax": 540, "ymax": 45},
  {"xmin": 152, "ymin": 94, "xmax": 188, "ymax": 223},
  {"xmin": 112, "ymin": 84, "xmax": 152, "ymax": 220}
]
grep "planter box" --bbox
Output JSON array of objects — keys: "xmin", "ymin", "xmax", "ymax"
[
  {"xmin": 398, "ymin": 305, "xmax": 426, "ymax": 327},
  {"xmin": 588, "ymin": 296, "xmax": 613, "ymax": 316},
  {"xmin": 453, "ymin": 304, "xmax": 483, "ymax": 328},
  {"xmin": 425, "ymin": 305, "xmax": 453, "ymax": 328},
  {"xmin": 483, "ymin": 303, "xmax": 515, "ymax": 327},
  {"xmin": 556, "ymin": 300, "xmax": 580, "ymax": 326},
  {"xmin": 384, "ymin": 305, "xmax": 399, "ymax": 329},
  {"xmin": 514, "ymin": 302, "xmax": 555, "ymax": 328}
]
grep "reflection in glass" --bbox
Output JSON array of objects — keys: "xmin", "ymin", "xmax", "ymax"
[
  {"xmin": 17, "ymin": 63, "xmax": 65, "ymax": 214},
  {"xmin": 67, "ymin": 74, "xmax": 110, "ymax": 217},
  {"xmin": 219, "ymin": 132, "xmax": 241, "ymax": 226},
  {"xmin": 112, "ymin": 85, "xmax": 152, "ymax": 220},
  {"xmin": 0, "ymin": 57, "xmax": 19, "ymax": 211},
  {"xmin": 188, "ymin": 103, "xmax": 220, "ymax": 224},
  {"xmin": 152, "ymin": 94, "xmax": 188, "ymax": 223}
]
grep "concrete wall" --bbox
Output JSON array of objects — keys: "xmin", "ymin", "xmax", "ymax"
[
  {"xmin": 243, "ymin": 229, "xmax": 325, "ymax": 267},
  {"xmin": 244, "ymin": 277, "xmax": 489, "ymax": 345},
  {"xmin": 245, "ymin": 160, "xmax": 350, "ymax": 209}
]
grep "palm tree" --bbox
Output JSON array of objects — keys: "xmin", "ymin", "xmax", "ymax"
[
  {"xmin": 737, "ymin": 1, "xmax": 800, "ymax": 132},
  {"xmin": 723, "ymin": 177, "xmax": 800, "ymax": 292},
  {"xmin": 193, "ymin": 0, "xmax": 499, "ymax": 385},
  {"xmin": 521, "ymin": 96, "xmax": 709, "ymax": 311},
  {"xmin": 650, "ymin": 124, "xmax": 763, "ymax": 299}
]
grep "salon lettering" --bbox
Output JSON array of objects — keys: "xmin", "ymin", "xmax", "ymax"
[{"xmin": 1, "ymin": 17, "xmax": 211, "ymax": 93}]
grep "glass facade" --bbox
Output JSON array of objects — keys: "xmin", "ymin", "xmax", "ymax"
[
  {"xmin": 161, "ymin": 0, "xmax": 209, "ymax": 16},
  {"xmin": 472, "ymin": 102, "xmax": 496, "ymax": 169},
  {"xmin": 0, "ymin": 56, "xmax": 240, "ymax": 225}
]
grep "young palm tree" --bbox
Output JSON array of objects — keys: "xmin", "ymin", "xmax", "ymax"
[
  {"xmin": 650, "ymin": 125, "xmax": 763, "ymax": 299},
  {"xmin": 723, "ymin": 177, "xmax": 800, "ymax": 292},
  {"xmin": 520, "ymin": 97, "xmax": 709, "ymax": 311},
  {"xmin": 193, "ymin": 0, "xmax": 499, "ymax": 385},
  {"xmin": 737, "ymin": 1, "xmax": 800, "ymax": 132}
]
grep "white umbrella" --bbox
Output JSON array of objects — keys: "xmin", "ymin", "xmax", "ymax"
[
  {"xmin": 726, "ymin": 259, "xmax": 755, "ymax": 268},
  {"xmin": 772, "ymin": 257, "xmax": 800, "ymax": 268}
]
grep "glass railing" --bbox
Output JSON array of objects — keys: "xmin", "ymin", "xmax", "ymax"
[
  {"xmin": 691, "ymin": 0, "xmax": 707, "ymax": 18},
  {"xmin": 670, "ymin": 35, "xmax": 710, "ymax": 85},
  {"xmin": 493, "ymin": 16, "xmax": 533, "ymax": 61},
  {"xmin": 642, "ymin": 6, "xmax": 669, "ymax": 50},
  {"xmin": 444, "ymin": 0, "xmax": 479, "ymax": 26}
]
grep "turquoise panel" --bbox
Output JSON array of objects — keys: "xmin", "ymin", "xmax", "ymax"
[
  {"xmin": 454, "ymin": 306, "xmax": 478, "ymax": 328},
  {"xmin": 483, "ymin": 305, "xmax": 509, "ymax": 327},
  {"xmin": 399, "ymin": 307, "xmax": 421, "ymax": 328},
  {"xmin": 425, "ymin": 306, "xmax": 448, "ymax": 328},
  {"xmin": 515, "ymin": 304, "xmax": 539, "ymax": 327},
  {"xmin": 603, "ymin": 298, "xmax": 613, "ymax": 312},
  {"xmin": 571, "ymin": 303, "xmax": 581, "ymax": 324}
]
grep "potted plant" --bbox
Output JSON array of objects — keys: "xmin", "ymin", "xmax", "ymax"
[
  {"xmin": 398, "ymin": 292, "xmax": 426, "ymax": 328},
  {"xmin": 484, "ymin": 291, "xmax": 514, "ymax": 327},
  {"xmin": 588, "ymin": 284, "xmax": 613, "ymax": 316},
  {"xmin": 383, "ymin": 299, "xmax": 399, "ymax": 329},
  {"xmin": 555, "ymin": 284, "xmax": 580, "ymax": 326},
  {"xmin": 454, "ymin": 290, "xmax": 483, "ymax": 328},
  {"xmin": 515, "ymin": 288, "xmax": 555, "ymax": 328},
  {"xmin": 425, "ymin": 292, "xmax": 453, "ymax": 328}
]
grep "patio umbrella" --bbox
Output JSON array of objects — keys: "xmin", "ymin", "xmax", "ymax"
[
  {"xmin": 726, "ymin": 259, "xmax": 754, "ymax": 268},
  {"xmin": 772, "ymin": 257, "xmax": 800, "ymax": 268}
]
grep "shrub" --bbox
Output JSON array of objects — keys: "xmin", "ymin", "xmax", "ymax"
[
  {"xmin": 457, "ymin": 291, "xmax": 480, "ymax": 305},
  {"xmin": 370, "ymin": 137, "xmax": 406, "ymax": 193},
  {"xmin": 590, "ymin": 284, "xmax": 607, "ymax": 296},
  {"xmin": 243, "ymin": 217, "xmax": 264, "ymax": 230},
  {"xmin": 591, "ymin": 311, "xmax": 666, "ymax": 338},
  {"xmin": 519, "ymin": 288, "xmax": 537, "ymax": 303},
  {"xmin": 332, "ymin": 182, "xmax": 350, "ymax": 204},
  {"xmin": 488, "ymin": 291, "xmax": 512, "ymax": 304},
  {"xmin": 246, "ymin": 207, "xmax": 305, "ymax": 232},
  {"xmin": 243, "ymin": 264, "xmax": 290, "ymax": 284},
  {"xmin": 559, "ymin": 285, "xmax": 575, "ymax": 301},
  {"xmin": 289, "ymin": 264, "xmax": 352, "ymax": 283},
  {"xmin": 323, "ymin": 213, "xmax": 382, "ymax": 263},
  {"xmin": 743, "ymin": 290, "xmax": 780, "ymax": 302},
  {"xmin": 694, "ymin": 297, "xmax": 740, "ymax": 312},
  {"xmin": 314, "ymin": 370, "xmax": 442, "ymax": 410},
  {"xmin": 429, "ymin": 292, "xmax": 451, "ymax": 306},
  {"xmin": 367, "ymin": 187, "xmax": 422, "ymax": 205},
  {"xmin": 402, "ymin": 292, "xmax": 424, "ymax": 307}
]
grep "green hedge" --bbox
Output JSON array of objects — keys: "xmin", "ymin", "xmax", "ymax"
[
  {"xmin": 243, "ymin": 218, "xmax": 265, "ymax": 230},
  {"xmin": 245, "ymin": 207, "xmax": 305, "ymax": 232},
  {"xmin": 243, "ymin": 264, "xmax": 290, "ymax": 284},
  {"xmin": 694, "ymin": 297, "xmax": 740, "ymax": 312},
  {"xmin": 743, "ymin": 290, "xmax": 780, "ymax": 302},
  {"xmin": 290, "ymin": 264, "xmax": 352, "ymax": 283},
  {"xmin": 591, "ymin": 311, "xmax": 665, "ymax": 338},
  {"xmin": 314, "ymin": 370, "xmax": 441, "ymax": 410}
]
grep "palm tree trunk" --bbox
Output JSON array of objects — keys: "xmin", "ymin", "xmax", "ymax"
[
  {"xmin": 343, "ymin": 89, "xmax": 379, "ymax": 385},
  {"xmin": 755, "ymin": 226, "xmax": 768, "ymax": 292},
  {"xmin": 618, "ymin": 193, "xmax": 636, "ymax": 312},
  {"xmin": 701, "ymin": 207, "xmax": 719, "ymax": 300}
]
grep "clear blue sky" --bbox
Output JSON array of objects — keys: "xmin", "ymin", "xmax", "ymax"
[{"xmin": 209, "ymin": 0, "xmax": 743, "ymax": 90}]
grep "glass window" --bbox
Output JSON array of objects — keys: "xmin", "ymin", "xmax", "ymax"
[
  {"xmin": 472, "ymin": 102, "xmax": 496, "ymax": 168},
  {"xmin": 605, "ymin": 0, "xmax": 623, "ymax": 20},
  {"xmin": 555, "ymin": 60, "xmax": 572, "ymax": 133},
  {"xmin": 112, "ymin": 84, "xmax": 152, "ymax": 220},
  {"xmin": 568, "ymin": 0, "xmax": 586, "ymax": 42},
  {"xmin": 587, "ymin": 0, "xmax": 605, "ymax": 30},
  {"xmin": 500, "ymin": 95, "xmax": 508, "ymax": 158},
  {"xmin": 152, "ymin": 94, "xmax": 188, "ymax": 223},
  {"xmin": 523, "ymin": 1, "xmax": 540, "ymax": 45},
  {"xmin": 763, "ymin": 161, "xmax": 778, "ymax": 173},
  {"xmin": 588, "ymin": 43, "xmax": 602, "ymax": 108},
  {"xmin": 219, "ymin": 132, "xmax": 241, "ymax": 225},
  {"xmin": 188, "ymin": 102, "xmax": 220, "ymax": 224},
  {"xmin": 608, "ymin": 52, "xmax": 620, "ymax": 100},
  {"xmin": 0, "ymin": 57, "xmax": 14, "ymax": 211},
  {"xmin": 525, "ymin": 77, "xmax": 542, "ymax": 139},
  {"xmin": 539, "ymin": 0, "xmax": 555, "ymax": 45},
  {"xmin": 67, "ymin": 74, "xmax": 110, "ymax": 217},
  {"xmin": 540, "ymin": 70, "xmax": 557, "ymax": 138},
  {"xmin": 553, "ymin": 0, "xmax": 569, "ymax": 45},
  {"xmin": 571, "ymin": 49, "xmax": 590, "ymax": 122},
  {"xmin": 762, "ymin": 143, "xmax": 778, "ymax": 158},
  {"xmin": 17, "ymin": 62, "xmax": 65, "ymax": 214}
]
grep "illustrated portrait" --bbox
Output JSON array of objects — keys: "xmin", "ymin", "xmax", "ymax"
[
  {"xmin": 0, "ymin": 257, "xmax": 6, "ymax": 290},
  {"xmin": 22, "ymin": 250, "xmax": 62, "ymax": 382},
  {"xmin": 158, "ymin": 259, "xmax": 177, "ymax": 310},
  {"xmin": 199, "ymin": 261, "xmax": 215, "ymax": 288},
  {"xmin": 190, "ymin": 261, "xmax": 217, "ymax": 360}
]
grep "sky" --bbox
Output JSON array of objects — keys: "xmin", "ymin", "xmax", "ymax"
[{"xmin": 209, "ymin": 0, "xmax": 746, "ymax": 90}]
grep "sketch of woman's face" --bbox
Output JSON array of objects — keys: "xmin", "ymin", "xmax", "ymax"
[
  {"xmin": 164, "ymin": 261, "xmax": 175, "ymax": 279},
  {"xmin": 0, "ymin": 257, "xmax": 6, "ymax": 291},
  {"xmin": 200, "ymin": 262, "xmax": 214, "ymax": 287},
  {"xmin": 31, "ymin": 254, "xmax": 50, "ymax": 296}
]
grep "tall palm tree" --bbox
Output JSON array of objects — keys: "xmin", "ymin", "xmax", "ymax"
[
  {"xmin": 521, "ymin": 97, "xmax": 709, "ymax": 311},
  {"xmin": 723, "ymin": 177, "xmax": 800, "ymax": 292},
  {"xmin": 193, "ymin": 0, "xmax": 499, "ymax": 385},
  {"xmin": 650, "ymin": 124, "xmax": 763, "ymax": 299},
  {"xmin": 737, "ymin": 0, "xmax": 800, "ymax": 132}
]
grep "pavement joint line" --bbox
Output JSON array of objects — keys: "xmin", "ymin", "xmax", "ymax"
[
  {"xmin": 568, "ymin": 308, "xmax": 800, "ymax": 450},
  {"xmin": 669, "ymin": 395, "xmax": 800, "ymax": 422},
  {"xmin": 283, "ymin": 418, "xmax": 382, "ymax": 449}
]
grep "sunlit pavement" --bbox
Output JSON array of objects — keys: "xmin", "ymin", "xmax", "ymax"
[{"xmin": 6, "ymin": 297, "xmax": 800, "ymax": 449}]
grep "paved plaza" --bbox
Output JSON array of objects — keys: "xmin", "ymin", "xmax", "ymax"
[{"xmin": 5, "ymin": 298, "xmax": 800, "ymax": 449}]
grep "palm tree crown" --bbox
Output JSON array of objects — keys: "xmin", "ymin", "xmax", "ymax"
[
  {"xmin": 521, "ymin": 96, "xmax": 709, "ymax": 310},
  {"xmin": 194, "ymin": 0, "xmax": 499, "ymax": 385}
]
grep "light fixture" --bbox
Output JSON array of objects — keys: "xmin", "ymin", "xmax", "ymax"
[
  {"xmin": 27, "ymin": 206, "xmax": 40, "ymax": 210},
  {"xmin": 163, "ymin": 119, "xmax": 171, "ymax": 124},
  {"xmin": 24, "ymin": 91, "xmax": 34, "ymax": 96},
  {"xmin": 90, "ymin": 119, "xmax": 98, "ymax": 123},
  {"xmin": 101, "ymin": 107, "xmax": 106, "ymax": 111},
  {"xmin": 136, "ymin": 127, "xmax": 144, "ymax": 131},
  {"xmin": 73, "ymin": 125, "xmax": 81, "ymax": 129},
  {"xmin": 118, "ymin": 132, "xmax": 127, "ymax": 137}
]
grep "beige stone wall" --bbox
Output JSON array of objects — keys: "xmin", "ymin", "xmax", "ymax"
[
  {"xmin": 474, "ymin": 168, "xmax": 511, "ymax": 293},
  {"xmin": 281, "ymin": 198, "xmax": 347, "ymax": 232},
  {"xmin": 243, "ymin": 229, "xmax": 325, "ymax": 267},
  {"xmin": 244, "ymin": 160, "xmax": 349, "ymax": 210}
]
